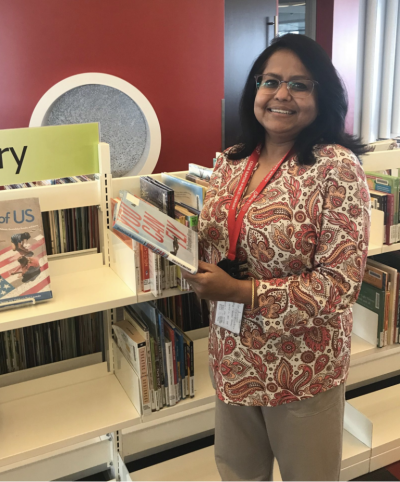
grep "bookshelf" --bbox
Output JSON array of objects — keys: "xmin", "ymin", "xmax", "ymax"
[{"xmin": 1, "ymin": 132, "xmax": 400, "ymax": 482}]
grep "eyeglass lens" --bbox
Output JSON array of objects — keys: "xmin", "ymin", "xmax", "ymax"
[{"xmin": 256, "ymin": 76, "xmax": 315, "ymax": 98}]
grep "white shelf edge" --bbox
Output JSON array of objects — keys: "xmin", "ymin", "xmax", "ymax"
[
  {"xmin": 137, "ymin": 288, "xmax": 191, "ymax": 303},
  {"xmin": 0, "ymin": 181, "xmax": 101, "ymax": 212}
]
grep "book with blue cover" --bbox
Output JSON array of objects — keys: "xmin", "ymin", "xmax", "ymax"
[
  {"xmin": 113, "ymin": 190, "xmax": 198, "ymax": 274},
  {"xmin": 0, "ymin": 197, "xmax": 53, "ymax": 309},
  {"xmin": 161, "ymin": 173, "xmax": 206, "ymax": 211}
]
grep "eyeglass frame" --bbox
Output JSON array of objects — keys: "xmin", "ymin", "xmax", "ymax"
[{"xmin": 254, "ymin": 75, "xmax": 319, "ymax": 97}]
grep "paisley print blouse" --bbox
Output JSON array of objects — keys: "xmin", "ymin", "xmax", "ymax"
[{"xmin": 199, "ymin": 144, "xmax": 371, "ymax": 407}]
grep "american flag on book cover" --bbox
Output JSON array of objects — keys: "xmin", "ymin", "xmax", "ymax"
[
  {"xmin": 0, "ymin": 197, "xmax": 53, "ymax": 308},
  {"xmin": 0, "ymin": 234, "xmax": 52, "ymax": 306}
]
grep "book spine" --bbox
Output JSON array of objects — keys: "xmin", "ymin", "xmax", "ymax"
[
  {"xmin": 158, "ymin": 314, "xmax": 168, "ymax": 407},
  {"xmin": 387, "ymin": 194, "xmax": 395, "ymax": 245},
  {"xmin": 140, "ymin": 374, "xmax": 152, "ymax": 416},
  {"xmin": 189, "ymin": 340, "xmax": 195, "ymax": 398},
  {"xmin": 150, "ymin": 337, "xmax": 160, "ymax": 411},
  {"xmin": 145, "ymin": 331, "xmax": 156, "ymax": 411},
  {"xmin": 184, "ymin": 341, "xmax": 189, "ymax": 397},
  {"xmin": 140, "ymin": 245, "xmax": 151, "ymax": 293},
  {"xmin": 165, "ymin": 339, "xmax": 176, "ymax": 406}
]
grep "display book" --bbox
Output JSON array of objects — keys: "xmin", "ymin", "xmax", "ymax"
[
  {"xmin": 1, "ymin": 176, "xmax": 100, "ymax": 256},
  {"xmin": 0, "ymin": 312, "xmax": 104, "ymax": 375},
  {"xmin": 0, "ymin": 197, "xmax": 53, "ymax": 309},
  {"xmin": 112, "ymin": 301, "xmax": 195, "ymax": 415}
]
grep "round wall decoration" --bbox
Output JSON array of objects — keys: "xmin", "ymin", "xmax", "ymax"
[{"xmin": 30, "ymin": 73, "xmax": 161, "ymax": 177}]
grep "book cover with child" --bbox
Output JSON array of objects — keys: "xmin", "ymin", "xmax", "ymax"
[{"xmin": 0, "ymin": 198, "xmax": 53, "ymax": 308}]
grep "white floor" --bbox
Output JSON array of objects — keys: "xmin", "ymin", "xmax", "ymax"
[{"xmin": 131, "ymin": 446, "xmax": 282, "ymax": 481}]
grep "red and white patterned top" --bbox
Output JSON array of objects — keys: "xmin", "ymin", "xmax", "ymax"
[{"xmin": 199, "ymin": 144, "xmax": 371, "ymax": 407}]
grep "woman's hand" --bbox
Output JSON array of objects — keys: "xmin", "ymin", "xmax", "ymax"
[{"xmin": 181, "ymin": 260, "xmax": 252, "ymax": 304}]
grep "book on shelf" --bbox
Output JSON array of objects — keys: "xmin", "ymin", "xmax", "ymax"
[
  {"xmin": 112, "ymin": 319, "xmax": 152, "ymax": 416},
  {"xmin": 118, "ymin": 301, "xmax": 196, "ymax": 415},
  {"xmin": 355, "ymin": 280, "xmax": 387, "ymax": 348},
  {"xmin": 366, "ymin": 172, "xmax": 400, "ymax": 243},
  {"xmin": 185, "ymin": 174, "xmax": 210, "ymax": 188},
  {"xmin": 161, "ymin": 173, "xmax": 206, "ymax": 211},
  {"xmin": 113, "ymin": 190, "xmax": 198, "ymax": 275},
  {"xmin": 0, "ymin": 312, "xmax": 104, "ymax": 375},
  {"xmin": 370, "ymin": 251, "xmax": 400, "ymax": 344},
  {"xmin": 0, "ymin": 197, "xmax": 53, "ymax": 309},
  {"xmin": 188, "ymin": 163, "xmax": 214, "ymax": 181},
  {"xmin": 140, "ymin": 176, "xmax": 175, "ymax": 219},
  {"xmin": 367, "ymin": 259, "xmax": 398, "ymax": 346}
]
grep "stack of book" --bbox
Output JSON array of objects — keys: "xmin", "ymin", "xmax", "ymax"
[
  {"xmin": 355, "ymin": 251, "xmax": 400, "ymax": 347},
  {"xmin": 0, "ymin": 312, "xmax": 104, "ymax": 374},
  {"xmin": 113, "ymin": 302, "xmax": 195, "ymax": 416}
]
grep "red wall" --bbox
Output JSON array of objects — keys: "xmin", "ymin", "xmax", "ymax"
[
  {"xmin": 0, "ymin": 0, "xmax": 224, "ymax": 173},
  {"xmin": 331, "ymin": 0, "xmax": 361, "ymax": 134},
  {"xmin": 316, "ymin": 0, "xmax": 360, "ymax": 134},
  {"xmin": 316, "ymin": 0, "xmax": 334, "ymax": 58}
]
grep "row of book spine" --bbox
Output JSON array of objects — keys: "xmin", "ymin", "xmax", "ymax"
[
  {"xmin": 114, "ymin": 303, "xmax": 195, "ymax": 416},
  {"xmin": 0, "ymin": 312, "xmax": 104, "ymax": 375},
  {"xmin": 42, "ymin": 206, "xmax": 100, "ymax": 255}
]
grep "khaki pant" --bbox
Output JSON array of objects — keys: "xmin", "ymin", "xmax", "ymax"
[{"xmin": 213, "ymin": 380, "xmax": 345, "ymax": 481}]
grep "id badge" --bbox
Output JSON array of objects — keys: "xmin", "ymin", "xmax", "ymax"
[{"xmin": 214, "ymin": 301, "xmax": 244, "ymax": 334}]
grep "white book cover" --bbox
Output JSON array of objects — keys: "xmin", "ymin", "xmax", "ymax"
[
  {"xmin": 0, "ymin": 197, "xmax": 52, "ymax": 309},
  {"xmin": 113, "ymin": 191, "xmax": 198, "ymax": 274}
]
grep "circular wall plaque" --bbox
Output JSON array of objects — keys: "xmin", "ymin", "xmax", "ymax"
[{"xmin": 30, "ymin": 73, "xmax": 161, "ymax": 177}]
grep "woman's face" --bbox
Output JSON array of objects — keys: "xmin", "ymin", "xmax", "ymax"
[{"xmin": 254, "ymin": 49, "xmax": 318, "ymax": 142}]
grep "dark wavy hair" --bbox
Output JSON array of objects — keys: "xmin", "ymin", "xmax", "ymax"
[{"xmin": 228, "ymin": 34, "xmax": 367, "ymax": 164}]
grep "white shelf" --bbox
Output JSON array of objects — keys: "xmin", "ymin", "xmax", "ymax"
[
  {"xmin": 382, "ymin": 242, "xmax": 400, "ymax": 253},
  {"xmin": 0, "ymin": 181, "xmax": 101, "ymax": 212},
  {"xmin": 350, "ymin": 333, "xmax": 376, "ymax": 356},
  {"xmin": 0, "ymin": 363, "xmax": 140, "ymax": 469},
  {"xmin": 349, "ymin": 384, "xmax": 400, "ymax": 470},
  {"xmin": 347, "ymin": 335, "xmax": 400, "ymax": 389},
  {"xmin": 0, "ymin": 252, "xmax": 136, "ymax": 333},
  {"xmin": 367, "ymin": 244, "xmax": 383, "ymax": 256}
]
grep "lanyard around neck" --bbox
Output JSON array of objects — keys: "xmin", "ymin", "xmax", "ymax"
[{"xmin": 226, "ymin": 147, "xmax": 292, "ymax": 261}]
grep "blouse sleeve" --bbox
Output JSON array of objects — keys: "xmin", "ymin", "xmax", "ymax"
[{"xmin": 255, "ymin": 151, "xmax": 371, "ymax": 328}]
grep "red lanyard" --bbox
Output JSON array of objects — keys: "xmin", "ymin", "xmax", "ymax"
[{"xmin": 226, "ymin": 147, "xmax": 292, "ymax": 261}]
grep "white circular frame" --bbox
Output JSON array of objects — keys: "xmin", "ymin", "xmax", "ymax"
[{"xmin": 30, "ymin": 73, "xmax": 161, "ymax": 176}]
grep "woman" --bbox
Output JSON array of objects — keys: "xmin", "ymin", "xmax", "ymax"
[{"xmin": 182, "ymin": 34, "xmax": 371, "ymax": 481}]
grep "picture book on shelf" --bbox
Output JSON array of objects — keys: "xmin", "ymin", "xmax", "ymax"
[
  {"xmin": 0, "ymin": 197, "xmax": 52, "ymax": 309},
  {"xmin": 160, "ymin": 173, "xmax": 206, "ymax": 211},
  {"xmin": 113, "ymin": 190, "xmax": 198, "ymax": 274}
]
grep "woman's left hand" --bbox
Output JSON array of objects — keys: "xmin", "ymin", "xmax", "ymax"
[{"xmin": 181, "ymin": 260, "xmax": 242, "ymax": 302}]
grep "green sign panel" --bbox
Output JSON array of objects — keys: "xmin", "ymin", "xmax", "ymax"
[{"xmin": 0, "ymin": 123, "xmax": 100, "ymax": 185}]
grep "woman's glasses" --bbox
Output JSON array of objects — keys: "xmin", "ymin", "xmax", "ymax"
[{"xmin": 255, "ymin": 75, "xmax": 318, "ymax": 99}]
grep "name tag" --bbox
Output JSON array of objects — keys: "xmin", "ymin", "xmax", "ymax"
[{"xmin": 214, "ymin": 301, "xmax": 244, "ymax": 334}]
